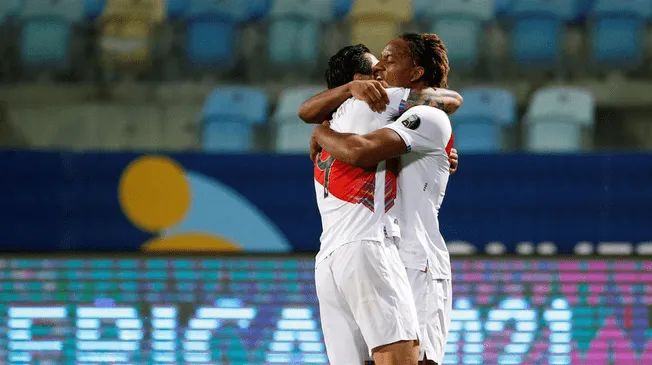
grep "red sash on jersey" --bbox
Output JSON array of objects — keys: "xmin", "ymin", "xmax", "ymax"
[{"xmin": 314, "ymin": 151, "xmax": 376, "ymax": 211}]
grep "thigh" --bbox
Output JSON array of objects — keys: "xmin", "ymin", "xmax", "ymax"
[
  {"xmin": 315, "ymin": 254, "xmax": 369, "ymax": 365},
  {"xmin": 406, "ymin": 267, "xmax": 431, "ymax": 361},
  {"xmin": 424, "ymin": 278, "xmax": 453, "ymax": 365},
  {"xmin": 331, "ymin": 240, "xmax": 420, "ymax": 353}
]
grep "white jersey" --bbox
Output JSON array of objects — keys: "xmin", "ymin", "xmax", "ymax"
[
  {"xmin": 383, "ymin": 105, "xmax": 454, "ymax": 279},
  {"xmin": 314, "ymin": 87, "xmax": 410, "ymax": 266}
]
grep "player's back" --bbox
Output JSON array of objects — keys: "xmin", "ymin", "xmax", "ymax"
[
  {"xmin": 313, "ymin": 88, "xmax": 409, "ymax": 266},
  {"xmin": 383, "ymin": 105, "xmax": 454, "ymax": 279}
]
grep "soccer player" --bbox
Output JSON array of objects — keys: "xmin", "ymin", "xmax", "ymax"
[{"xmin": 303, "ymin": 34, "xmax": 457, "ymax": 365}]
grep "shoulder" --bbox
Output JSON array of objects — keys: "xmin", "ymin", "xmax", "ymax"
[{"xmin": 399, "ymin": 105, "xmax": 449, "ymax": 127}]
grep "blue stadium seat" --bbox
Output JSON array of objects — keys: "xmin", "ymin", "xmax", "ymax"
[
  {"xmin": 273, "ymin": 86, "xmax": 324, "ymax": 152},
  {"xmin": 185, "ymin": 0, "xmax": 244, "ymax": 68},
  {"xmin": 200, "ymin": 87, "xmax": 268, "ymax": 152},
  {"xmin": 246, "ymin": 0, "xmax": 272, "ymax": 21},
  {"xmin": 187, "ymin": 18, "xmax": 236, "ymax": 68},
  {"xmin": 20, "ymin": 17, "xmax": 71, "ymax": 68},
  {"xmin": 452, "ymin": 88, "xmax": 516, "ymax": 153},
  {"xmin": 167, "ymin": 0, "xmax": 189, "ymax": 18},
  {"xmin": 590, "ymin": 0, "xmax": 651, "ymax": 68},
  {"xmin": 84, "ymin": 0, "xmax": 106, "ymax": 19},
  {"xmin": 333, "ymin": 0, "xmax": 352, "ymax": 18},
  {"xmin": 525, "ymin": 87, "xmax": 595, "ymax": 152},
  {"xmin": 416, "ymin": 0, "xmax": 495, "ymax": 68},
  {"xmin": 267, "ymin": 0, "xmax": 332, "ymax": 67},
  {"xmin": 187, "ymin": 0, "xmax": 247, "ymax": 21},
  {"xmin": 496, "ymin": 0, "xmax": 513, "ymax": 17},
  {"xmin": 510, "ymin": 0, "xmax": 578, "ymax": 66}
]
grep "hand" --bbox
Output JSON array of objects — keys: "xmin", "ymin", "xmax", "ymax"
[
  {"xmin": 349, "ymin": 80, "xmax": 390, "ymax": 113},
  {"xmin": 310, "ymin": 122, "xmax": 329, "ymax": 162},
  {"xmin": 449, "ymin": 148, "xmax": 458, "ymax": 174}
]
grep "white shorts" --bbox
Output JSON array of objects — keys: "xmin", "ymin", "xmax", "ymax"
[
  {"xmin": 315, "ymin": 239, "xmax": 420, "ymax": 365},
  {"xmin": 406, "ymin": 268, "xmax": 452, "ymax": 364}
]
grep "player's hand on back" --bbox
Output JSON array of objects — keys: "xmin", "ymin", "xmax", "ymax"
[
  {"xmin": 449, "ymin": 148, "xmax": 459, "ymax": 174},
  {"xmin": 310, "ymin": 121, "xmax": 330, "ymax": 162},
  {"xmin": 349, "ymin": 80, "xmax": 390, "ymax": 113}
]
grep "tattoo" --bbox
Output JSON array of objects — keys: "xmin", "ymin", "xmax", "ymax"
[{"xmin": 404, "ymin": 88, "xmax": 453, "ymax": 114}]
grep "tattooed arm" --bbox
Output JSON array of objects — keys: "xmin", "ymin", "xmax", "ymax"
[{"xmin": 403, "ymin": 88, "xmax": 463, "ymax": 115}]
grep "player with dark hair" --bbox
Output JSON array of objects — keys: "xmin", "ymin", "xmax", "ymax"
[
  {"xmin": 325, "ymin": 44, "xmax": 375, "ymax": 89},
  {"xmin": 306, "ymin": 33, "xmax": 458, "ymax": 365}
]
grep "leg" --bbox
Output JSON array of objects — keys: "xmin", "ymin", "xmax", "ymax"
[
  {"xmin": 424, "ymin": 278, "xmax": 453, "ymax": 365},
  {"xmin": 406, "ymin": 267, "xmax": 431, "ymax": 362},
  {"xmin": 372, "ymin": 339, "xmax": 420, "ymax": 365},
  {"xmin": 331, "ymin": 239, "xmax": 421, "ymax": 365},
  {"xmin": 315, "ymin": 253, "xmax": 369, "ymax": 365}
]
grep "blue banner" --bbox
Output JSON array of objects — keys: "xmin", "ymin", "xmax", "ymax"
[{"xmin": 0, "ymin": 151, "xmax": 650, "ymax": 253}]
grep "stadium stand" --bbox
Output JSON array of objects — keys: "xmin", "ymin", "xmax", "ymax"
[
  {"xmin": 267, "ymin": 0, "xmax": 335, "ymax": 78},
  {"xmin": 452, "ymin": 87, "xmax": 516, "ymax": 153},
  {"xmin": 100, "ymin": 0, "xmax": 164, "ymax": 70},
  {"xmin": 350, "ymin": 0, "xmax": 411, "ymax": 55},
  {"xmin": 2, "ymin": 0, "xmax": 652, "ymax": 151},
  {"xmin": 273, "ymin": 86, "xmax": 323, "ymax": 152},
  {"xmin": 415, "ymin": 0, "xmax": 495, "ymax": 69},
  {"xmin": 200, "ymin": 86, "xmax": 268, "ymax": 152},
  {"xmin": 590, "ymin": 0, "xmax": 652, "ymax": 70},
  {"xmin": 19, "ymin": 0, "xmax": 84, "ymax": 70},
  {"xmin": 525, "ymin": 87, "xmax": 595, "ymax": 152}
]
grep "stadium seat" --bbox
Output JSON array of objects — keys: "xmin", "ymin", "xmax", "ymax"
[
  {"xmin": 84, "ymin": 0, "xmax": 106, "ymax": 19},
  {"xmin": 101, "ymin": 0, "xmax": 165, "ymax": 66},
  {"xmin": 19, "ymin": 0, "xmax": 84, "ymax": 69},
  {"xmin": 185, "ymin": 0, "xmax": 242, "ymax": 68},
  {"xmin": 590, "ymin": 0, "xmax": 651, "ymax": 68},
  {"xmin": 350, "ymin": 0, "xmax": 411, "ymax": 54},
  {"xmin": 452, "ymin": 88, "xmax": 516, "ymax": 152},
  {"xmin": 200, "ymin": 87, "xmax": 268, "ymax": 152},
  {"xmin": 333, "ymin": 0, "xmax": 352, "ymax": 18},
  {"xmin": 20, "ymin": 17, "xmax": 72, "ymax": 68},
  {"xmin": 246, "ymin": 0, "xmax": 272, "ymax": 21},
  {"xmin": 267, "ymin": 0, "xmax": 332, "ymax": 68},
  {"xmin": 414, "ymin": 0, "xmax": 494, "ymax": 68},
  {"xmin": 166, "ymin": 0, "xmax": 189, "ymax": 18},
  {"xmin": 525, "ymin": 87, "xmax": 595, "ymax": 152},
  {"xmin": 510, "ymin": 0, "xmax": 578, "ymax": 67},
  {"xmin": 273, "ymin": 86, "xmax": 324, "ymax": 152}
]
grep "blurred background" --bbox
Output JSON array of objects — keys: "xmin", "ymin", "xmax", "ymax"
[{"xmin": 1, "ymin": 0, "xmax": 652, "ymax": 364}]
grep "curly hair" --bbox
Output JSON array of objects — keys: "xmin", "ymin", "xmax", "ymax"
[
  {"xmin": 325, "ymin": 44, "xmax": 373, "ymax": 89},
  {"xmin": 400, "ymin": 33, "xmax": 450, "ymax": 88}
]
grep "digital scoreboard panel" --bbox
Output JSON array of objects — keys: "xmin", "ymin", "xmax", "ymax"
[{"xmin": 0, "ymin": 258, "xmax": 651, "ymax": 365}]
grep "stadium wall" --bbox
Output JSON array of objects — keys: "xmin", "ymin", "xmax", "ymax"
[{"xmin": 0, "ymin": 151, "xmax": 650, "ymax": 254}]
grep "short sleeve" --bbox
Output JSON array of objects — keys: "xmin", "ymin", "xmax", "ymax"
[
  {"xmin": 378, "ymin": 87, "xmax": 410, "ymax": 123},
  {"xmin": 383, "ymin": 105, "xmax": 452, "ymax": 153}
]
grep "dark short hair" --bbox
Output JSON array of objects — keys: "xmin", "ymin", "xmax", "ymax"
[
  {"xmin": 325, "ymin": 44, "xmax": 373, "ymax": 89},
  {"xmin": 400, "ymin": 33, "xmax": 450, "ymax": 88}
]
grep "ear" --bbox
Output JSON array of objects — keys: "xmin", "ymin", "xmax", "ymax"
[{"xmin": 410, "ymin": 66, "xmax": 424, "ymax": 83}]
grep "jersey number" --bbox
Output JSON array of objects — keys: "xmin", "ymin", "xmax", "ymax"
[{"xmin": 316, "ymin": 152, "xmax": 335, "ymax": 198}]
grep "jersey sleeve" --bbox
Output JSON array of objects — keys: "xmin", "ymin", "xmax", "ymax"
[
  {"xmin": 379, "ymin": 87, "xmax": 410, "ymax": 123},
  {"xmin": 382, "ymin": 105, "xmax": 452, "ymax": 153}
]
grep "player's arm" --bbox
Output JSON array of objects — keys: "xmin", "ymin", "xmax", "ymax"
[
  {"xmin": 312, "ymin": 123, "xmax": 407, "ymax": 167},
  {"xmin": 298, "ymin": 80, "xmax": 390, "ymax": 124},
  {"xmin": 314, "ymin": 107, "xmax": 450, "ymax": 168},
  {"xmin": 403, "ymin": 88, "xmax": 463, "ymax": 115}
]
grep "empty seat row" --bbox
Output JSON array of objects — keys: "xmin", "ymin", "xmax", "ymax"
[
  {"xmin": 2, "ymin": 0, "xmax": 651, "ymax": 79},
  {"xmin": 200, "ymin": 85, "xmax": 595, "ymax": 154}
]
